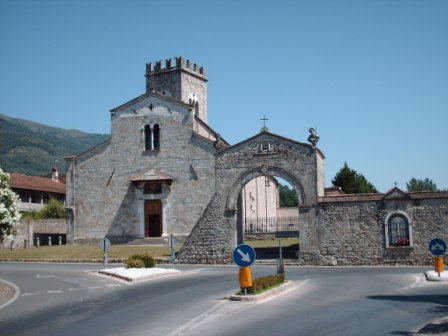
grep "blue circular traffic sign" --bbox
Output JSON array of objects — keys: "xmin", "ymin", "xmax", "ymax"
[
  {"xmin": 233, "ymin": 244, "xmax": 256, "ymax": 267},
  {"xmin": 429, "ymin": 238, "xmax": 446, "ymax": 256}
]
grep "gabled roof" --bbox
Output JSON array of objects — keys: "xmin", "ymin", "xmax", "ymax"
[
  {"xmin": 220, "ymin": 129, "xmax": 324, "ymax": 158},
  {"xmin": 9, "ymin": 173, "xmax": 66, "ymax": 194},
  {"xmin": 110, "ymin": 91, "xmax": 189, "ymax": 113},
  {"xmin": 382, "ymin": 187, "xmax": 410, "ymax": 200},
  {"xmin": 131, "ymin": 170, "xmax": 174, "ymax": 182}
]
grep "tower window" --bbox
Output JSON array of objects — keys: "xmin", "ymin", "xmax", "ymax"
[{"xmin": 144, "ymin": 124, "xmax": 161, "ymax": 151}]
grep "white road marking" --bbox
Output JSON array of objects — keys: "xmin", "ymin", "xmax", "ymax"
[
  {"xmin": 36, "ymin": 274, "xmax": 58, "ymax": 279},
  {"xmin": 21, "ymin": 292, "xmax": 41, "ymax": 297},
  {"xmin": 47, "ymin": 290, "xmax": 63, "ymax": 294},
  {"xmin": 68, "ymin": 288, "xmax": 81, "ymax": 291}
]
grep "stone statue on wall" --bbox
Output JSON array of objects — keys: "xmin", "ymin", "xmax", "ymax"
[{"xmin": 307, "ymin": 128, "xmax": 320, "ymax": 146}]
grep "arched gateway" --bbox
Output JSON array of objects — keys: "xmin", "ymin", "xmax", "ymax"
[{"xmin": 177, "ymin": 129, "xmax": 325, "ymax": 264}]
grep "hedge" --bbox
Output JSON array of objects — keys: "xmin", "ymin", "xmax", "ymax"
[{"xmin": 242, "ymin": 273, "xmax": 285, "ymax": 294}]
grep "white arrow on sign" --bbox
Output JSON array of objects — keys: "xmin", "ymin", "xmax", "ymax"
[
  {"xmin": 431, "ymin": 243, "xmax": 445, "ymax": 251},
  {"xmin": 237, "ymin": 248, "xmax": 251, "ymax": 262}
]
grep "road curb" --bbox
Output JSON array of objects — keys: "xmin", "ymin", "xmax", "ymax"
[
  {"xmin": 228, "ymin": 280, "xmax": 295, "ymax": 301},
  {"xmin": 0, "ymin": 279, "xmax": 20, "ymax": 309}
]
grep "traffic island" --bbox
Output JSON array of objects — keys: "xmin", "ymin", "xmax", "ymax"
[
  {"xmin": 98, "ymin": 267, "xmax": 181, "ymax": 282},
  {"xmin": 229, "ymin": 280, "xmax": 295, "ymax": 301},
  {"xmin": 425, "ymin": 271, "xmax": 448, "ymax": 282}
]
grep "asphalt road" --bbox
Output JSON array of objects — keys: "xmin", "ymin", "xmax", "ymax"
[{"xmin": 0, "ymin": 263, "xmax": 446, "ymax": 336}]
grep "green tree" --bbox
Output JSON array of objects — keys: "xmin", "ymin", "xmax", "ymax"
[
  {"xmin": 332, "ymin": 162, "xmax": 378, "ymax": 194},
  {"xmin": 37, "ymin": 198, "xmax": 65, "ymax": 219},
  {"xmin": 0, "ymin": 168, "xmax": 21, "ymax": 242},
  {"xmin": 406, "ymin": 178, "xmax": 438, "ymax": 192},
  {"xmin": 356, "ymin": 174, "xmax": 378, "ymax": 193},
  {"xmin": 279, "ymin": 184, "xmax": 298, "ymax": 207}
]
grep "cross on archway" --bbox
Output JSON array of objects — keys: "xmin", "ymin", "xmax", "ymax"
[{"xmin": 260, "ymin": 115, "xmax": 269, "ymax": 128}]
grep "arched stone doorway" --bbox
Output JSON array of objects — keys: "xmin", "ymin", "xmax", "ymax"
[
  {"xmin": 224, "ymin": 165, "xmax": 305, "ymax": 245},
  {"xmin": 178, "ymin": 130, "xmax": 324, "ymax": 264}
]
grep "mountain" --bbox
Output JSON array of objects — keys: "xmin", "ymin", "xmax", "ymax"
[{"xmin": 0, "ymin": 113, "xmax": 110, "ymax": 176}]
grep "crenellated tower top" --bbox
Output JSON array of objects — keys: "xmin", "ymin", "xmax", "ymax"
[
  {"xmin": 146, "ymin": 57, "xmax": 207, "ymax": 79},
  {"xmin": 145, "ymin": 57, "xmax": 208, "ymax": 123}
]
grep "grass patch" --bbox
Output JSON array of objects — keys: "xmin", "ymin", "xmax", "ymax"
[
  {"xmin": 243, "ymin": 238, "xmax": 298, "ymax": 248},
  {"xmin": 0, "ymin": 239, "xmax": 296, "ymax": 261},
  {"xmin": 0, "ymin": 244, "xmax": 180, "ymax": 261}
]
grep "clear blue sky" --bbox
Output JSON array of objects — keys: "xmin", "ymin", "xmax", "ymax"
[{"xmin": 1, "ymin": 0, "xmax": 447, "ymax": 192}]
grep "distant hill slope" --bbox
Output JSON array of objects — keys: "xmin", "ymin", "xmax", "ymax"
[{"xmin": 0, "ymin": 113, "xmax": 110, "ymax": 176}]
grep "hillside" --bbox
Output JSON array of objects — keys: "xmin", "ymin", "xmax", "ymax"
[{"xmin": 0, "ymin": 113, "xmax": 110, "ymax": 176}]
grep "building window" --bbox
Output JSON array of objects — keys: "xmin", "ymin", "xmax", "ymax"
[
  {"xmin": 385, "ymin": 211, "xmax": 412, "ymax": 247},
  {"xmin": 260, "ymin": 141, "xmax": 273, "ymax": 153},
  {"xmin": 153, "ymin": 124, "xmax": 160, "ymax": 149},
  {"xmin": 144, "ymin": 181, "xmax": 162, "ymax": 194},
  {"xmin": 144, "ymin": 124, "xmax": 161, "ymax": 151}
]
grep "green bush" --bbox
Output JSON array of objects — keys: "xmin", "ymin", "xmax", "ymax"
[
  {"xmin": 242, "ymin": 273, "xmax": 285, "ymax": 294},
  {"xmin": 21, "ymin": 198, "xmax": 65, "ymax": 219},
  {"xmin": 125, "ymin": 253, "xmax": 155, "ymax": 268},
  {"xmin": 125, "ymin": 258, "xmax": 145, "ymax": 268},
  {"xmin": 39, "ymin": 198, "xmax": 65, "ymax": 219}
]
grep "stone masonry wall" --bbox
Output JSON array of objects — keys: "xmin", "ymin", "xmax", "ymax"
[
  {"xmin": 178, "ymin": 131, "xmax": 321, "ymax": 263},
  {"xmin": 317, "ymin": 197, "xmax": 448, "ymax": 266},
  {"xmin": 70, "ymin": 94, "xmax": 216, "ymax": 243},
  {"xmin": 177, "ymin": 193, "xmax": 233, "ymax": 264},
  {"xmin": 2, "ymin": 219, "xmax": 65, "ymax": 249}
]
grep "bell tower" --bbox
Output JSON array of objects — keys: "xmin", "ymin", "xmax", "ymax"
[{"xmin": 145, "ymin": 57, "xmax": 208, "ymax": 123}]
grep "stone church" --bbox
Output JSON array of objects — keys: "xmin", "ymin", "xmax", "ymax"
[{"xmin": 66, "ymin": 56, "xmax": 448, "ymax": 265}]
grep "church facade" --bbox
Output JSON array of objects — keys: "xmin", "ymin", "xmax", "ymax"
[{"xmin": 66, "ymin": 57, "xmax": 448, "ymax": 265}]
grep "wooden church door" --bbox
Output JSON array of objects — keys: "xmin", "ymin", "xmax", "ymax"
[{"xmin": 144, "ymin": 200, "xmax": 162, "ymax": 237}]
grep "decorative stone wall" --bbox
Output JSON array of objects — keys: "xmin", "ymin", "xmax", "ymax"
[{"xmin": 317, "ymin": 193, "xmax": 448, "ymax": 266}]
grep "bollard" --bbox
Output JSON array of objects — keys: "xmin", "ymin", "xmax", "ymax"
[
  {"xmin": 58, "ymin": 236, "xmax": 62, "ymax": 245},
  {"xmin": 36, "ymin": 237, "xmax": 40, "ymax": 247},
  {"xmin": 48, "ymin": 236, "xmax": 52, "ymax": 246},
  {"xmin": 239, "ymin": 266, "xmax": 252, "ymax": 292},
  {"xmin": 24, "ymin": 239, "xmax": 28, "ymax": 249},
  {"xmin": 435, "ymin": 256, "xmax": 444, "ymax": 276}
]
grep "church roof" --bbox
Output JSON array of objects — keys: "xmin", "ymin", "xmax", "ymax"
[
  {"xmin": 131, "ymin": 170, "xmax": 174, "ymax": 182},
  {"xmin": 110, "ymin": 91, "xmax": 188, "ymax": 113}
]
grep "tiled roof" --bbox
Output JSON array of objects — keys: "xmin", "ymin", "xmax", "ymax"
[
  {"xmin": 9, "ymin": 173, "xmax": 66, "ymax": 194},
  {"xmin": 319, "ymin": 189, "xmax": 448, "ymax": 203}
]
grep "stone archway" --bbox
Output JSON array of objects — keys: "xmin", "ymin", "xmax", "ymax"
[
  {"xmin": 225, "ymin": 165, "xmax": 306, "ymax": 245},
  {"xmin": 225, "ymin": 165, "xmax": 306, "ymax": 210},
  {"xmin": 177, "ymin": 131, "xmax": 324, "ymax": 264}
]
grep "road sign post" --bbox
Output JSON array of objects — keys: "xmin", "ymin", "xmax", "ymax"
[
  {"xmin": 99, "ymin": 237, "xmax": 111, "ymax": 268},
  {"xmin": 429, "ymin": 238, "xmax": 446, "ymax": 277},
  {"xmin": 233, "ymin": 244, "xmax": 256, "ymax": 294},
  {"xmin": 169, "ymin": 234, "xmax": 176, "ymax": 265}
]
